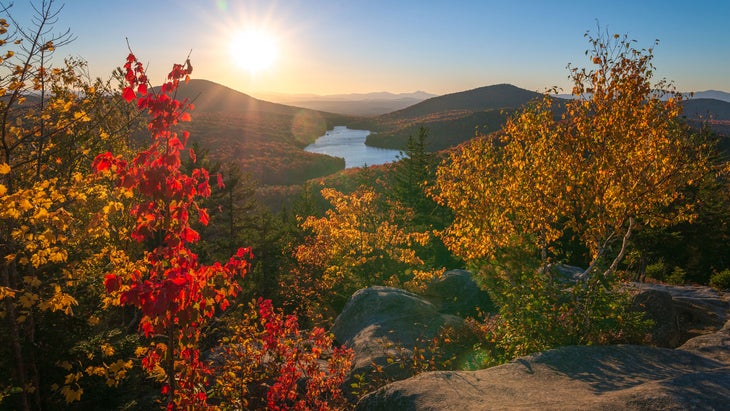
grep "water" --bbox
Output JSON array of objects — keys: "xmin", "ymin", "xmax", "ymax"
[{"xmin": 304, "ymin": 126, "xmax": 402, "ymax": 168}]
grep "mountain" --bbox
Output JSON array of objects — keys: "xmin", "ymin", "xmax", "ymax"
[
  {"xmin": 384, "ymin": 84, "xmax": 542, "ymax": 120},
  {"xmin": 365, "ymin": 84, "xmax": 544, "ymax": 151},
  {"xmin": 172, "ymin": 79, "xmax": 306, "ymax": 115},
  {"xmin": 169, "ymin": 79, "xmax": 352, "ymax": 186},
  {"xmin": 682, "ymin": 98, "xmax": 730, "ymax": 120},
  {"xmin": 258, "ymin": 90, "xmax": 438, "ymax": 117},
  {"xmin": 681, "ymin": 98, "xmax": 730, "ymax": 143},
  {"xmin": 686, "ymin": 90, "xmax": 730, "ymax": 102},
  {"xmin": 259, "ymin": 90, "xmax": 437, "ymax": 103},
  {"xmin": 270, "ymin": 97, "xmax": 427, "ymax": 117}
]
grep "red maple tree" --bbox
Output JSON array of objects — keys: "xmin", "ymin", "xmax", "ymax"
[{"xmin": 94, "ymin": 52, "xmax": 250, "ymax": 409}]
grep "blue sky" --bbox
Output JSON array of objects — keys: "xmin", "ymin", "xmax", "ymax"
[{"xmin": 5, "ymin": 0, "xmax": 729, "ymax": 96}]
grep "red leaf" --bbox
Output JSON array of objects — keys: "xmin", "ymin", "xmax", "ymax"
[
  {"xmin": 104, "ymin": 273, "xmax": 120, "ymax": 292},
  {"xmin": 199, "ymin": 208, "xmax": 209, "ymax": 225},
  {"xmin": 137, "ymin": 83, "xmax": 148, "ymax": 95},
  {"xmin": 216, "ymin": 173, "xmax": 225, "ymax": 189},
  {"xmin": 140, "ymin": 319, "xmax": 156, "ymax": 339},
  {"xmin": 181, "ymin": 227, "xmax": 200, "ymax": 243},
  {"xmin": 92, "ymin": 152, "xmax": 113, "ymax": 172},
  {"xmin": 122, "ymin": 87, "xmax": 136, "ymax": 102},
  {"xmin": 189, "ymin": 148, "xmax": 197, "ymax": 164},
  {"xmin": 235, "ymin": 247, "xmax": 252, "ymax": 259}
]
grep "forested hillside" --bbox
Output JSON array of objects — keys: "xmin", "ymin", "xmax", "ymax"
[
  {"xmin": 171, "ymin": 79, "xmax": 351, "ymax": 186},
  {"xmin": 364, "ymin": 84, "xmax": 544, "ymax": 151}
]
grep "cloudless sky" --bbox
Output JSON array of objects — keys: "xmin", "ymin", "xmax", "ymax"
[{"xmin": 4, "ymin": 0, "xmax": 729, "ymax": 96}]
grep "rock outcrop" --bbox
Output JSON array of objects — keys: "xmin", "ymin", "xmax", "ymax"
[
  {"xmin": 422, "ymin": 269, "xmax": 493, "ymax": 317},
  {"xmin": 343, "ymin": 279, "xmax": 730, "ymax": 410},
  {"xmin": 630, "ymin": 282, "xmax": 729, "ymax": 347},
  {"xmin": 331, "ymin": 286, "xmax": 469, "ymax": 384},
  {"xmin": 356, "ymin": 340, "xmax": 730, "ymax": 410},
  {"xmin": 679, "ymin": 319, "xmax": 730, "ymax": 364}
]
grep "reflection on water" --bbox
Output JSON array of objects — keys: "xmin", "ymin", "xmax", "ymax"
[{"xmin": 304, "ymin": 126, "xmax": 402, "ymax": 168}]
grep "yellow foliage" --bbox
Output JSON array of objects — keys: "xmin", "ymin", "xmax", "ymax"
[
  {"xmin": 60, "ymin": 383, "xmax": 83, "ymax": 403},
  {"xmin": 0, "ymin": 286, "xmax": 16, "ymax": 300},
  {"xmin": 100, "ymin": 342, "xmax": 114, "ymax": 357},
  {"xmin": 39, "ymin": 285, "xmax": 78, "ymax": 315},
  {"xmin": 294, "ymin": 186, "xmax": 442, "ymax": 314},
  {"xmin": 433, "ymin": 32, "xmax": 711, "ymax": 280}
]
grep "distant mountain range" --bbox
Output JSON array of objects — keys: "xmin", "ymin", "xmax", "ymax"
[
  {"xmin": 260, "ymin": 90, "xmax": 437, "ymax": 102},
  {"xmin": 257, "ymin": 90, "xmax": 438, "ymax": 116},
  {"xmin": 557, "ymin": 90, "xmax": 730, "ymax": 103},
  {"xmin": 687, "ymin": 90, "xmax": 730, "ymax": 102}
]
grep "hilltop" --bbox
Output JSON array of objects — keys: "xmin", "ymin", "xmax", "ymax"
[{"xmin": 364, "ymin": 84, "xmax": 544, "ymax": 151}]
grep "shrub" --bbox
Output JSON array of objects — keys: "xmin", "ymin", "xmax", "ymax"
[{"xmin": 709, "ymin": 269, "xmax": 730, "ymax": 290}]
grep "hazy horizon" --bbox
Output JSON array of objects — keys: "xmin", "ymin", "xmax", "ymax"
[{"xmin": 4, "ymin": 0, "xmax": 730, "ymax": 96}]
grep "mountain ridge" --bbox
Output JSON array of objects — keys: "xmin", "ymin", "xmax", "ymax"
[
  {"xmin": 363, "ymin": 83, "xmax": 545, "ymax": 151},
  {"xmin": 382, "ymin": 83, "xmax": 542, "ymax": 120},
  {"xmin": 256, "ymin": 90, "xmax": 438, "ymax": 116},
  {"xmin": 257, "ymin": 90, "xmax": 437, "ymax": 102}
]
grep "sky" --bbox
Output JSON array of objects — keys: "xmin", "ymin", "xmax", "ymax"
[{"xmin": 4, "ymin": 0, "xmax": 730, "ymax": 97}]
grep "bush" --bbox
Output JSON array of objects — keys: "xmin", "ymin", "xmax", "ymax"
[
  {"xmin": 666, "ymin": 267, "xmax": 686, "ymax": 285},
  {"xmin": 645, "ymin": 260, "xmax": 668, "ymax": 282},
  {"xmin": 709, "ymin": 269, "xmax": 730, "ymax": 290}
]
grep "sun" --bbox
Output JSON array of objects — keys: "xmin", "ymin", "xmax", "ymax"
[{"xmin": 230, "ymin": 29, "xmax": 278, "ymax": 74}]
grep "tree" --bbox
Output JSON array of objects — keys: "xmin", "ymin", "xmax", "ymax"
[
  {"xmin": 212, "ymin": 298, "xmax": 353, "ymax": 410},
  {"xmin": 388, "ymin": 126, "xmax": 459, "ymax": 269},
  {"xmin": 94, "ymin": 52, "xmax": 251, "ymax": 409},
  {"xmin": 390, "ymin": 126, "xmax": 433, "ymax": 223},
  {"xmin": 0, "ymin": 2, "xmax": 143, "ymax": 409},
  {"xmin": 293, "ymin": 186, "xmax": 439, "ymax": 322},
  {"xmin": 432, "ymin": 30, "xmax": 711, "ymax": 359}
]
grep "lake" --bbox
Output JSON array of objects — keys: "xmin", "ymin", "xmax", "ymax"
[{"xmin": 304, "ymin": 126, "xmax": 402, "ymax": 168}]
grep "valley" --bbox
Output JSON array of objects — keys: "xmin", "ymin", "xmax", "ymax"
[{"xmin": 180, "ymin": 79, "xmax": 730, "ymax": 195}]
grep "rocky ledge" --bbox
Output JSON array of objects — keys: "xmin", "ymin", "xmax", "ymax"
[{"xmin": 338, "ymin": 271, "xmax": 730, "ymax": 410}]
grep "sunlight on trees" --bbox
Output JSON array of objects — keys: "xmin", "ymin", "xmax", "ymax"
[
  {"xmin": 1, "ymin": 0, "xmax": 726, "ymax": 407},
  {"xmin": 432, "ymin": 29, "xmax": 712, "ymax": 360},
  {"xmin": 293, "ymin": 186, "xmax": 442, "ymax": 322},
  {"xmin": 0, "ymin": 2, "xmax": 145, "ymax": 409},
  {"xmin": 93, "ymin": 52, "xmax": 254, "ymax": 409}
]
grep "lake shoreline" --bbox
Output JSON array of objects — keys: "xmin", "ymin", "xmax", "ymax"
[{"xmin": 304, "ymin": 126, "xmax": 402, "ymax": 168}]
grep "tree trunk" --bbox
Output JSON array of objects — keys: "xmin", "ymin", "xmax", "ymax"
[
  {"xmin": 2, "ymin": 263, "xmax": 31, "ymax": 411},
  {"xmin": 602, "ymin": 216, "xmax": 635, "ymax": 280}
]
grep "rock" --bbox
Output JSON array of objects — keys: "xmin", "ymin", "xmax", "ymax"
[
  {"xmin": 631, "ymin": 288, "xmax": 681, "ymax": 347},
  {"xmin": 422, "ymin": 269, "xmax": 493, "ymax": 317},
  {"xmin": 331, "ymin": 286, "xmax": 468, "ymax": 384},
  {"xmin": 679, "ymin": 319, "xmax": 730, "ymax": 364},
  {"xmin": 630, "ymin": 282, "xmax": 730, "ymax": 347},
  {"xmin": 355, "ymin": 344, "xmax": 730, "ymax": 410},
  {"xmin": 552, "ymin": 264, "xmax": 585, "ymax": 282}
]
